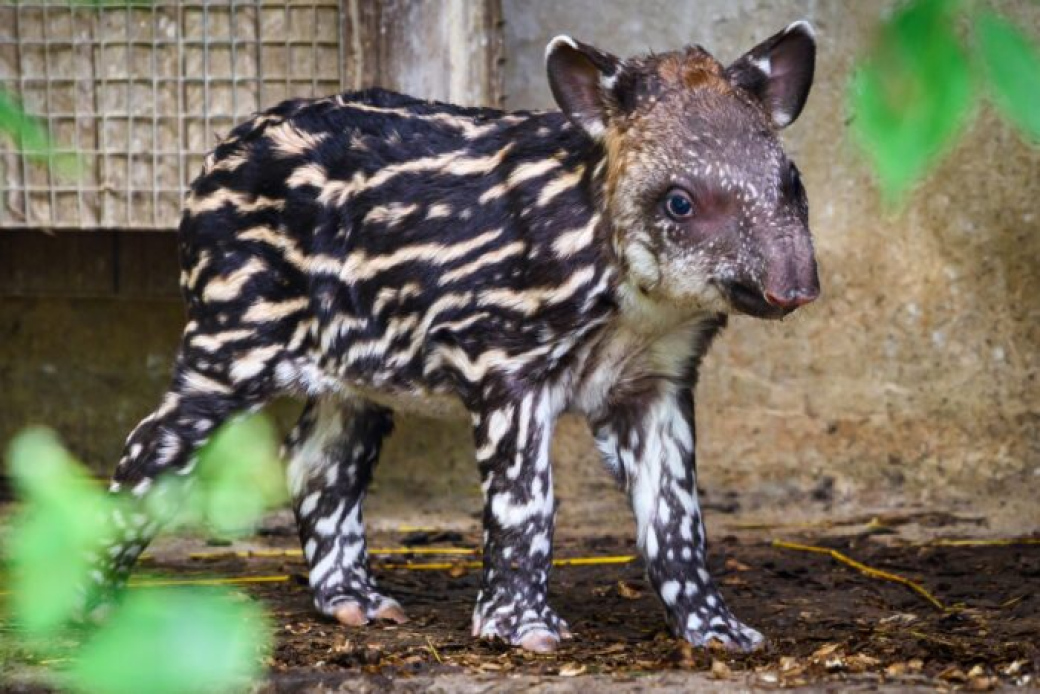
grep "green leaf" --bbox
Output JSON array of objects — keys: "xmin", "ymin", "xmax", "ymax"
[
  {"xmin": 849, "ymin": 0, "xmax": 975, "ymax": 201},
  {"xmin": 69, "ymin": 588, "xmax": 269, "ymax": 694},
  {"xmin": 976, "ymin": 11, "xmax": 1040, "ymax": 142},
  {"xmin": 189, "ymin": 414, "xmax": 286, "ymax": 536},
  {"xmin": 0, "ymin": 89, "xmax": 80, "ymax": 174},
  {"xmin": 0, "ymin": 90, "xmax": 51, "ymax": 155},
  {"xmin": 5, "ymin": 429, "xmax": 116, "ymax": 636}
]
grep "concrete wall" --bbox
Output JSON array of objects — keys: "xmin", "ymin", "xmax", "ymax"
[{"xmin": 1, "ymin": 1, "xmax": 1037, "ymax": 531}]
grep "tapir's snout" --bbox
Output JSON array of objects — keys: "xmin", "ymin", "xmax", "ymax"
[
  {"xmin": 764, "ymin": 278, "xmax": 819, "ymax": 311},
  {"xmin": 761, "ymin": 226, "xmax": 820, "ymax": 315},
  {"xmin": 723, "ymin": 226, "xmax": 819, "ymax": 320}
]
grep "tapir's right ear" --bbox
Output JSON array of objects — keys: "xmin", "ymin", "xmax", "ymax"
[{"xmin": 546, "ymin": 36, "xmax": 621, "ymax": 139}]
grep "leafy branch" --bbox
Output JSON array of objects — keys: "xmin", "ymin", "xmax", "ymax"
[
  {"xmin": 849, "ymin": 0, "xmax": 1040, "ymax": 202},
  {"xmin": 3, "ymin": 417, "xmax": 285, "ymax": 693}
]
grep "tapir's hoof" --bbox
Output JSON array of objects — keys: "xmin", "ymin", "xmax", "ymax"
[
  {"xmin": 518, "ymin": 629, "xmax": 560, "ymax": 653},
  {"xmin": 333, "ymin": 599, "xmax": 409, "ymax": 627},
  {"xmin": 685, "ymin": 618, "xmax": 766, "ymax": 653},
  {"xmin": 373, "ymin": 601, "xmax": 409, "ymax": 624},
  {"xmin": 333, "ymin": 603, "xmax": 369, "ymax": 626}
]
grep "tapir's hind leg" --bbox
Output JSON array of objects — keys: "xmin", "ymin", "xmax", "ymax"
[
  {"xmin": 83, "ymin": 329, "xmax": 280, "ymax": 616},
  {"xmin": 284, "ymin": 397, "xmax": 406, "ymax": 626}
]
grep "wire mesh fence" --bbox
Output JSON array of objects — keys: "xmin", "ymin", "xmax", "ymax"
[{"xmin": 0, "ymin": 1, "xmax": 344, "ymax": 231}]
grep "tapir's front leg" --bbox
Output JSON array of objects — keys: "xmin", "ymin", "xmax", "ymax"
[
  {"xmin": 593, "ymin": 383, "xmax": 764, "ymax": 651},
  {"xmin": 470, "ymin": 386, "xmax": 571, "ymax": 653}
]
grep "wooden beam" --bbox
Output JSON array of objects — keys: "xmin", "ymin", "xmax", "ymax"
[
  {"xmin": 0, "ymin": 231, "xmax": 180, "ymax": 299},
  {"xmin": 341, "ymin": 0, "xmax": 505, "ymax": 108}
]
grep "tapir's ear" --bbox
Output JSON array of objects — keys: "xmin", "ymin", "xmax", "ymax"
[
  {"xmin": 546, "ymin": 35, "xmax": 621, "ymax": 139},
  {"xmin": 725, "ymin": 21, "xmax": 816, "ymax": 129}
]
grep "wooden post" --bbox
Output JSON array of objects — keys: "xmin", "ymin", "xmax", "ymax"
[{"xmin": 341, "ymin": 0, "xmax": 505, "ymax": 109}]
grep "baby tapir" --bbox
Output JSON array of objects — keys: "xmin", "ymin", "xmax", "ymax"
[{"xmin": 90, "ymin": 22, "xmax": 819, "ymax": 653}]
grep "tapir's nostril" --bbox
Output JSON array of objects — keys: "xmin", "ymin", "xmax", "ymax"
[{"xmin": 764, "ymin": 288, "xmax": 818, "ymax": 310}]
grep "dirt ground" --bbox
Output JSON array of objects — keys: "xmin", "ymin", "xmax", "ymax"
[
  {"xmin": 39, "ymin": 512, "xmax": 1040, "ymax": 691},
  {"xmin": 1, "ymin": 507, "xmax": 1037, "ymax": 692}
]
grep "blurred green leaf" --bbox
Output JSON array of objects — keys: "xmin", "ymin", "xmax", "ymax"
[
  {"xmin": 6, "ymin": 429, "xmax": 116, "ymax": 636},
  {"xmin": 0, "ymin": 90, "xmax": 79, "ymax": 174},
  {"xmin": 69, "ymin": 588, "xmax": 269, "ymax": 694},
  {"xmin": 849, "ymin": 0, "xmax": 974, "ymax": 201},
  {"xmin": 0, "ymin": 91, "xmax": 51, "ymax": 155},
  {"xmin": 976, "ymin": 11, "xmax": 1040, "ymax": 142},
  {"xmin": 188, "ymin": 414, "xmax": 286, "ymax": 536}
]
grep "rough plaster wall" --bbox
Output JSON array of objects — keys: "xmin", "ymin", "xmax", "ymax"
[
  {"xmin": 1, "ymin": 1, "xmax": 1037, "ymax": 534},
  {"xmin": 503, "ymin": 0, "xmax": 1040, "ymax": 529}
]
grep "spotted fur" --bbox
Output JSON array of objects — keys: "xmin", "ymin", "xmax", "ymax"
[{"xmin": 86, "ymin": 23, "xmax": 819, "ymax": 653}]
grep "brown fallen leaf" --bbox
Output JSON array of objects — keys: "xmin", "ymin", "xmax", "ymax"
[
  {"xmin": 938, "ymin": 665, "xmax": 968, "ymax": 682},
  {"xmin": 674, "ymin": 640, "xmax": 698, "ymax": 668},
  {"xmin": 968, "ymin": 676, "xmax": 997, "ymax": 691},
  {"xmin": 724, "ymin": 558, "xmax": 752, "ymax": 572},
  {"xmin": 448, "ymin": 561, "xmax": 468, "ymax": 578},
  {"xmin": 710, "ymin": 659, "xmax": 732, "ymax": 680},
  {"xmin": 846, "ymin": 653, "xmax": 880, "ymax": 673},
  {"xmin": 616, "ymin": 580, "xmax": 642, "ymax": 599},
  {"xmin": 885, "ymin": 662, "xmax": 908, "ymax": 677},
  {"xmin": 559, "ymin": 663, "xmax": 587, "ymax": 677},
  {"xmin": 812, "ymin": 642, "xmax": 842, "ymax": 659}
]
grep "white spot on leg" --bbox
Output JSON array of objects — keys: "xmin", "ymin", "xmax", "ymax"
[
  {"xmin": 299, "ymin": 491, "xmax": 320, "ymax": 518},
  {"xmin": 660, "ymin": 580, "xmax": 680, "ymax": 605},
  {"xmin": 687, "ymin": 612, "xmax": 703, "ymax": 631},
  {"xmin": 314, "ymin": 500, "xmax": 345, "ymax": 536},
  {"xmin": 529, "ymin": 531, "xmax": 550, "ymax": 557},
  {"xmin": 646, "ymin": 530, "xmax": 659, "ymax": 559}
]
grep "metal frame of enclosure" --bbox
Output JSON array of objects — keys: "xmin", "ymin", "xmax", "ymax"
[{"xmin": 1, "ymin": 1, "xmax": 344, "ymax": 231}]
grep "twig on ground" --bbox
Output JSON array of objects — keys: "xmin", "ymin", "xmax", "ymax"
[{"xmin": 771, "ymin": 539, "xmax": 946, "ymax": 611}]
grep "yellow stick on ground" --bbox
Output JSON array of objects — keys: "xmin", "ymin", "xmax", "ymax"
[
  {"xmin": 187, "ymin": 547, "xmax": 479, "ymax": 560},
  {"xmin": 374, "ymin": 555, "xmax": 637, "ymax": 571},
  {"xmin": 0, "ymin": 554, "xmax": 640, "ymax": 595},
  {"xmin": 927, "ymin": 538, "xmax": 1040, "ymax": 547},
  {"xmin": 426, "ymin": 637, "xmax": 444, "ymax": 664},
  {"xmin": 130, "ymin": 574, "xmax": 291, "ymax": 588},
  {"xmin": 771, "ymin": 539, "xmax": 947, "ymax": 611},
  {"xmin": 384, "ymin": 561, "xmax": 482, "ymax": 571},
  {"xmin": 552, "ymin": 555, "xmax": 637, "ymax": 566}
]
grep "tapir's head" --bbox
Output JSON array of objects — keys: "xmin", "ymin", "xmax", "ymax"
[{"xmin": 546, "ymin": 23, "xmax": 820, "ymax": 319}]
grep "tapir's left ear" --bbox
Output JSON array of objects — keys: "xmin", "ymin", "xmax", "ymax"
[
  {"xmin": 546, "ymin": 35, "xmax": 622, "ymax": 139},
  {"xmin": 725, "ymin": 21, "xmax": 816, "ymax": 129}
]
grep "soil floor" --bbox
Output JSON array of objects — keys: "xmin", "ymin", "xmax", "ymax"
[{"xmin": 5, "ymin": 508, "xmax": 1037, "ymax": 692}]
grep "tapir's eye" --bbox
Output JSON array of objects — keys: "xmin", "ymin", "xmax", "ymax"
[
  {"xmin": 784, "ymin": 162, "xmax": 805, "ymax": 200},
  {"xmin": 663, "ymin": 189, "xmax": 695, "ymax": 220}
]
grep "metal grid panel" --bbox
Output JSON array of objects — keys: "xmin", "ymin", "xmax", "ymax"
[{"xmin": 0, "ymin": 1, "xmax": 344, "ymax": 231}]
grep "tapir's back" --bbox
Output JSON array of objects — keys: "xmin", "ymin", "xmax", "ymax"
[{"xmin": 176, "ymin": 87, "xmax": 615, "ymax": 395}]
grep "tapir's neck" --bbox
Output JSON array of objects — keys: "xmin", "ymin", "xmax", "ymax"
[
  {"xmin": 537, "ymin": 116, "xmax": 726, "ymax": 340},
  {"xmin": 535, "ymin": 116, "xmax": 622, "ymax": 279}
]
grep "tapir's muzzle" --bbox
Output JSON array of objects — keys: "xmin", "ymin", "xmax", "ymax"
[
  {"xmin": 718, "ymin": 229, "xmax": 820, "ymax": 320},
  {"xmin": 760, "ymin": 230, "xmax": 820, "ymax": 317}
]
